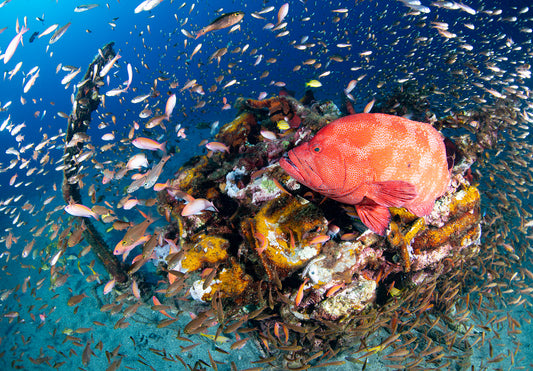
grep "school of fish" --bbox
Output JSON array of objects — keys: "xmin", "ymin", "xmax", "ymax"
[{"xmin": 0, "ymin": 0, "xmax": 532, "ymax": 370}]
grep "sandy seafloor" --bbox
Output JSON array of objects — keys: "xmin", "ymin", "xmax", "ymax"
[
  {"xmin": 4, "ymin": 262, "xmax": 533, "ymax": 370},
  {"xmin": 1, "ymin": 0, "xmax": 533, "ymax": 370}
]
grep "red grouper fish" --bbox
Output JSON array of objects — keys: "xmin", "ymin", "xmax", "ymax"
[{"xmin": 279, "ymin": 113, "xmax": 450, "ymax": 235}]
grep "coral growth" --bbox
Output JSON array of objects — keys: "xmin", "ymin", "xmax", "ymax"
[
  {"xmin": 244, "ymin": 96, "xmax": 296, "ymax": 124},
  {"xmin": 242, "ymin": 194, "xmax": 328, "ymax": 281},
  {"xmin": 180, "ymin": 235, "xmax": 229, "ymax": 272},
  {"xmin": 190, "ymin": 262, "xmax": 252, "ymax": 302},
  {"xmin": 215, "ymin": 112, "xmax": 257, "ymax": 152}
]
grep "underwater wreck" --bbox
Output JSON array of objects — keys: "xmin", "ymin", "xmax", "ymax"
[{"xmin": 58, "ymin": 44, "xmax": 516, "ymax": 370}]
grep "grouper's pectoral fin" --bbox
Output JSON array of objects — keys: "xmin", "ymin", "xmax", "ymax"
[
  {"xmin": 367, "ymin": 180, "xmax": 417, "ymax": 208},
  {"xmin": 356, "ymin": 198, "xmax": 391, "ymax": 236}
]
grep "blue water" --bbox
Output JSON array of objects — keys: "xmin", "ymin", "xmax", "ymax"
[{"xmin": 1, "ymin": 0, "xmax": 533, "ymax": 369}]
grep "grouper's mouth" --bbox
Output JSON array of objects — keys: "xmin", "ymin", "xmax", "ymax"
[
  {"xmin": 280, "ymin": 149, "xmax": 329, "ymax": 193},
  {"xmin": 279, "ymin": 150, "xmax": 307, "ymax": 185}
]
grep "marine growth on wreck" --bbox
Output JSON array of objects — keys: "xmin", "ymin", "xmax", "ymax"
[{"xmin": 149, "ymin": 91, "xmax": 485, "ymax": 364}]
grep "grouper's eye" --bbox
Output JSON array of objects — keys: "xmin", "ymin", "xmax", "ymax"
[{"xmin": 313, "ymin": 145, "xmax": 321, "ymax": 153}]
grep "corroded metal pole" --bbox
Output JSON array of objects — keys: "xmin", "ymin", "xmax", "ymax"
[{"xmin": 61, "ymin": 42, "xmax": 129, "ymax": 284}]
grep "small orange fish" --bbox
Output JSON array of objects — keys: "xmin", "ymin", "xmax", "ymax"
[
  {"xmin": 114, "ymin": 214, "xmax": 155, "ymax": 255},
  {"xmin": 114, "ymin": 234, "xmax": 150, "ymax": 260},
  {"xmin": 9, "ymin": 173, "xmax": 17, "ymax": 186},
  {"xmin": 326, "ymin": 283, "xmax": 344, "ymax": 297},
  {"xmin": 103, "ymin": 279, "xmax": 116, "ymax": 295},
  {"xmin": 253, "ymin": 231, "xmax": 267, "ymax": 254},
  {"xmin": 152, "ymin": 296, "xmax": 173, "ymax": 319},
  {"xmin": 295, "ymin": 278, "xmax": 308, "ymax": 307},
  {"xmin": 274, "ymin": 322, "xmax": 281, "ymax": 340},
  {"xmin": 21, "ymin": 239, "xmax": 35, "ymax": 258},
  {"xmin": 153, "ymin": 180, "xmax": 170, "ymax": 191},
  {"xmin": 181, "ymin": 198, "xmax": 218, "ymax": 216},
  {"xmin": 131, "ymin": 280, "xmax": 141, "ymax": 299},
  {"xmin": 205, "ymin": 141, "xmax": 229, "ymax": 153},
  {"xmin": 282, "ymin": 323, "xmax": 289, "ymax": 344},
  {"xmin": 64, "ymin": 203, "xmax": 98, "ymax": 219},
  {"xmin": 309, "ymin": 234, "xmax": 330, "ymax": 245},
  {"xmin": 132, "ymin": 137, "xmax": 166, "ymax": 152},
  {"xmin": 280, "ymin": 113, "xmax": 450, "ymax": 235}
]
